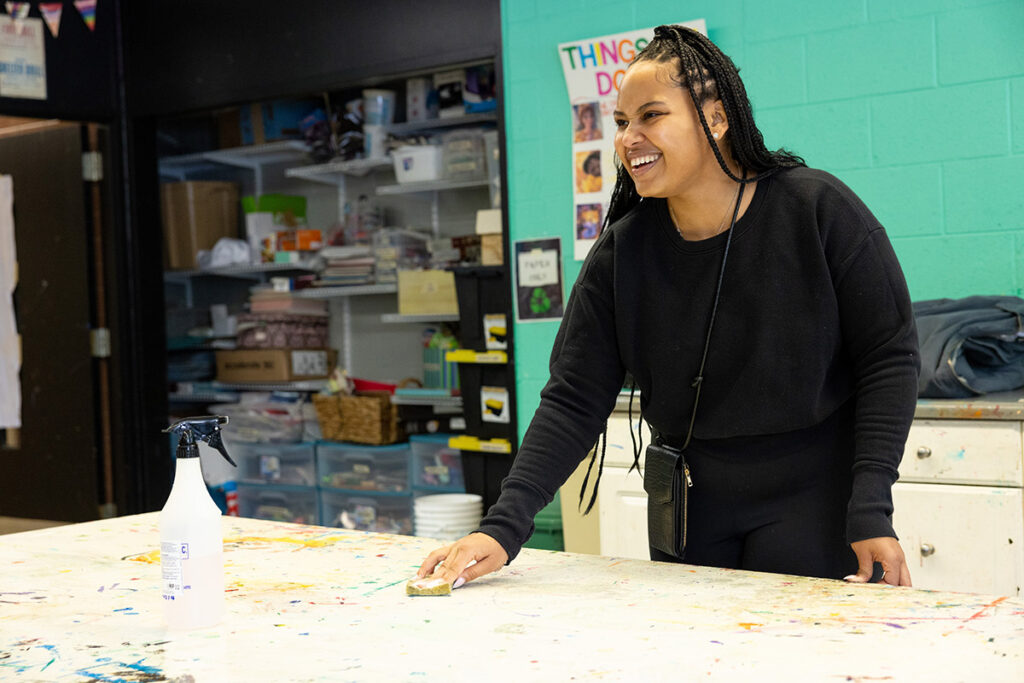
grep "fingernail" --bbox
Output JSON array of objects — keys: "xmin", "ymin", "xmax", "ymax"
[
  {"xmin": 453, "ymin": 577, "xmax": 466, "ymax": 589},
  {"xmin": 843, "ymin": 575, "xmax": 857, "ymax": 582}
]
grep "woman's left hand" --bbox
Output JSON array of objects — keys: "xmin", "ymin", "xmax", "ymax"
[{"xmin": 845, "ymin": 537, "xmax": 912, "ymax": 586}]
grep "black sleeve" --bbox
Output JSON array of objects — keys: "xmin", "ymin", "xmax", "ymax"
[
  {"xmin": 476, "ymin": 248, "xmax": 626, "ymax": 562},
  {"xmin": 832, "ymin": 226, "xmax": 920, "ymax": 543}
]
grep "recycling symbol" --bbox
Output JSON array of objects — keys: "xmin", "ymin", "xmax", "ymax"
[{"xmin": 529, "ymin": 287, "xmax": 551, "ymax": 314}]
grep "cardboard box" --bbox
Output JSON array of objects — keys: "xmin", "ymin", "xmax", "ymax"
[
  {"xmin": 481, "ymin": 234, "xmax": 503, "ymax": 265},
  {"xmin": 161, "ymin": 181, "xmax": 240, "ymax": 270},
  {"xmin": 215, "ymin": 348, "xmax": 336, "ymax": 382},
  {"xmin": 397, "ymin": 270, "xmax": 459, "ymax": 316}
]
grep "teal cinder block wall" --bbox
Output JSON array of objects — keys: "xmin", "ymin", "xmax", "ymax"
[{"xmin": 501, "ymin": 0, "xmax": 1024, "ymax": 440}]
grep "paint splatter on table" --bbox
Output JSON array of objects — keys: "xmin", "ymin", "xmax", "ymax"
[{"xmin": 1, "ymin": 513, "xmax": 1022, "ymax": 680}]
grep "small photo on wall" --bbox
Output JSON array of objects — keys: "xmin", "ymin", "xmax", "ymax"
[
  {"xmin": 572, "ymin": 101, "xmax": 603, "ymax": 142},
  {"xmin": 575, "ymin": 203, "xmax": 603, "ymax": 240},
  {"xmin": 575, "ymin": 150, "xmax": 602, "ymax": 194}
]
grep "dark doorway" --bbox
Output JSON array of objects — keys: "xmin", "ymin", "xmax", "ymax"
[{"xmin": 0, "ymin": 122, "xmax": 105, "ymax": 522}]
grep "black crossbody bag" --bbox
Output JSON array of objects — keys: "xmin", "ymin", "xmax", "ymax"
[{"xmin": 643, "ymin": 181, "xmax": 745, "ymax": 560}]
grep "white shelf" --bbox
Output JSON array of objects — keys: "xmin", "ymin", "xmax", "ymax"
[
  {"xmin": 385, "ymin": 112, "xmax": 497, "ymax": 136},
  {"xmin": 380, "ymin": 313, "xmax": 459, "ymax": 324},
  {"xmin": 294, "ymin": 283, "xmax": 397, "ymax": 298},
  {"xmin": 204, "ymin": 141, "xmax": 309, "ymax": 168},
  {"xmin": 159, "ymin": 141, "xmax": 309, "ymax": 179},
  {"xmin": 285, "ymin": 156, "xmax": 394, "ymax": 184},
  {"xmin": 168, "ymin": 392, "xmax": 241, "ymax": 404},
  {"xmin": 164, "ymin": 261, "xmax": 317, "ymax": 281},
  {"xmin": 390, "ymin": 395, "xmax": 463, "ymax": 409},
  {"xmin": 376, "ymin": 178, "xmax": 490, "ymax": 195},
  {"xmin": 210, "ymin": 380, "xmax": 329, "ymax": 392}
]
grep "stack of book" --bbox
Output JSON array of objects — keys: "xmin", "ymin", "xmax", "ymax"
[
  {"xmin": 315, "ymin": 245, "xmax": 375, "ymax": 287},
  {"xmin": 249, "ymin": 291, "xmax": 329, "ymax": 315}
]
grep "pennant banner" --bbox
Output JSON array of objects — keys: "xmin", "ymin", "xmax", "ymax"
[
  {"xmin": 39, "ymin": 2, "xmax": 63, "ymax": 38},
  {"xmin": 5, "ymin": 2, "xmax": 29, "ymax": 20},
  {"xmin": 74, "ymin": 0, "xmax": 96, "ymax": 32}
]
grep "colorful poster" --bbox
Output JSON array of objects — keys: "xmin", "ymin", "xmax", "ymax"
[
  {"xmin": 0, "ymin": 15, "xmax": 46, "ymax": 100},
  {"xmin": 514, "ymin": 237, "xmax": 564, "ymax": 322},
  {"xmin": 558, "ymin": 19, "xmax": 706, "ymax": 260}
]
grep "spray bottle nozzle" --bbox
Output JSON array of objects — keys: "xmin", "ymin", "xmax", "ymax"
[{"xmin": 164, "ymin": 415, "xmax": 236, "ymax": 467}]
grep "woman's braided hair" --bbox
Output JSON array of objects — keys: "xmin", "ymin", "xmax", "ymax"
[{"xmin": 604, "ymin": 24, "xmax": 805, "ymax": 227}]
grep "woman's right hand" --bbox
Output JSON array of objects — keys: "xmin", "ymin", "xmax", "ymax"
[{"xmin": 417, "ymin": 532, "xmax": 508, "ymax": 589}]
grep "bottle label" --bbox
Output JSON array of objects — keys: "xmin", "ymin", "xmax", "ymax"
[{"xmin": 161, "ymin": 541, "xmax": 188, "ymax": 600}]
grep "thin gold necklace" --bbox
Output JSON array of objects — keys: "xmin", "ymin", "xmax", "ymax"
[{"xmin": 669, "ymin": 183, "xmax": 741, "ymax": 238}]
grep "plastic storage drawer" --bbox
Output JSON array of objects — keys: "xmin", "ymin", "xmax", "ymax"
[
  {"xmin": 319, "ymin": 490, "xmax": 413, "ymax": 535},
  {"xmin": 233, "ymin": 442, "xmax": 316, "ymax": 486},
  {"xmin": 316, "ymin": 442, "xmax": 411, "ymax": 492},
  {"xmin": 237, "ymin": 483, "xmax": 319, "ymax": 525},
  {"xmin": 410, "ymin": 434, "xmax": 465, "ymax": 492}
]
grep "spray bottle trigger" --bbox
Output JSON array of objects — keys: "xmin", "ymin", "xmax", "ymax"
[{"xmin": 206, "ymin": 430, "xmax": 236, "ymax": 467}]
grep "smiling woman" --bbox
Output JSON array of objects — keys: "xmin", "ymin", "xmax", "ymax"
[{"xmin": 418, "ymin": 25, "xmax": 920, "ymax": 593}]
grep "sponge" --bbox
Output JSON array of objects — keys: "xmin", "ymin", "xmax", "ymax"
[{"xmin": 406, "ymin": 575, "xmax": 452, "ymax": 596}]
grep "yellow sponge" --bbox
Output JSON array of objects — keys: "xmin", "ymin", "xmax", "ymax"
[{"xmin": 406, "ymin": 576, "xmax": 452, "ymax": 596}]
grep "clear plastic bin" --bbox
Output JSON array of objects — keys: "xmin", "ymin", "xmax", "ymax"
[
  {"xmin": 237, "ymin": 483, "xmax": 319, "ymax": 525},
  {"xmin": 410, "ymin": 434, "xmax": 464, "ymax": 492},
  {"xmin": 319, "ymin": 490, "xmax": 413, "ymax": 535},
  {"xmin": 316, "ymin": 442, "xmax": 411, "ymax": 492},
  {"xmin": 442, "ymin": 129, "xmax": 487, "ymax": 180},
  {"xmin": 373, "ymin": 228, "xmax": 430, "ymax": 284},
  {"xmin": 232, "ymin": 441, "xmax": 316, "ymax": 486},
  {"xmin": 211, "ymin": 401, "xmax": 306, "ymax": 443}
]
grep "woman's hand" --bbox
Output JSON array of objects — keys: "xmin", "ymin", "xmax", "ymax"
[
  {"xmin": 417, "ymin": 532, "xmax": 509, "ymax": 589},
  {"xmin": 845, "ymin": 537, "xmax": 912, "ymax": 586}
]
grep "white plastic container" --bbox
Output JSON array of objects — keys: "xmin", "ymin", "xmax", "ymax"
[{"xmin": 392, "ymin": 145, "xmax": 443, "ymax": 183}]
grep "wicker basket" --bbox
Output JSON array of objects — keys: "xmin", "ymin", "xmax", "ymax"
[{"xmin": 313, "ymin": 390, "xmax": 400, "ymax": 445}]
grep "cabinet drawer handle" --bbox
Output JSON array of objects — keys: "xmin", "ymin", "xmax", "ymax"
[
  {"xmin": 920, "ymin": 543, "xmax": 936, "ymax": 557},
  {"xmin": 916, "ymin": 446, "xmax": 932, "ymax": 459}
]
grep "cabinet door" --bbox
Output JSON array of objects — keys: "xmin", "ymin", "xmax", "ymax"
[
  {"xmin": 892, "ymin": 482, "xmax": 1023, "ymax": 596},
  {"xmin": 597, "ymin": 467, "xmax": 650, "ymax": 560}
]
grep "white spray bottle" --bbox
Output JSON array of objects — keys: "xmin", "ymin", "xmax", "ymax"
[{"xmin": 160, "ymin": 415, "xmax": 236, "ymax": 630}]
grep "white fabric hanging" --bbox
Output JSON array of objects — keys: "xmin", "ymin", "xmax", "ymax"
[{"xmin": 0, "ymin": 175, "xmax": 20, "ymax": 428}]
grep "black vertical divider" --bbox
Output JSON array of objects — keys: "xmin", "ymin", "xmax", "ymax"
[{"xmin": 452, "ymin": 266, "xmax": 518, "ymax": 510}]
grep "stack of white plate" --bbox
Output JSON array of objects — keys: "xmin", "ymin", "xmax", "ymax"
[{"xmin": 414, "ymin": 493, "xmax": 483, "ymax": 540}]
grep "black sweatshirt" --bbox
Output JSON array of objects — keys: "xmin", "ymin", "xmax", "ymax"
[{"xmin": 479, "ymin": 167, "xmax": 920, "ymax": 562}]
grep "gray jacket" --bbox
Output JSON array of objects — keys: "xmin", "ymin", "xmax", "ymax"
[{"xmin": 913, "ymin": 295, "xmax": 1024, "ymax": 397}]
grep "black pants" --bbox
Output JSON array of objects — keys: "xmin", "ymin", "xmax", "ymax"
[{"xmin": 649, "ymin": 404, "xmax": 860, "ymax": 580}]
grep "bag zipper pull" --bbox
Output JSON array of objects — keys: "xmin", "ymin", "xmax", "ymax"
[{"xmin": 683, "ymin": 463, "xmax": 693, "ymax": 487}]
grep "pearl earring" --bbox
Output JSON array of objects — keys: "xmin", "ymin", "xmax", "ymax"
[{"xmin": 713, "ymin": 132, "xmax": 720, "ymax": 140}]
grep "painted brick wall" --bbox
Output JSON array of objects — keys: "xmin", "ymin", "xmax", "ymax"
[{"xmin": 502, "ymin": 0, "xmax": 1024, "ymax": 436}]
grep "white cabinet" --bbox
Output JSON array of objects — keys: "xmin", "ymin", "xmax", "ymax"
[{"xmin": 892, "ymin": 419, "xmax": 1024, "ymax": 596}]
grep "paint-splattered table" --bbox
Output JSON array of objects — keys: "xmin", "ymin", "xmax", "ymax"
[{"xmin": 2, "ymin": 513, "xmax": 1022, "ymax": 681}]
